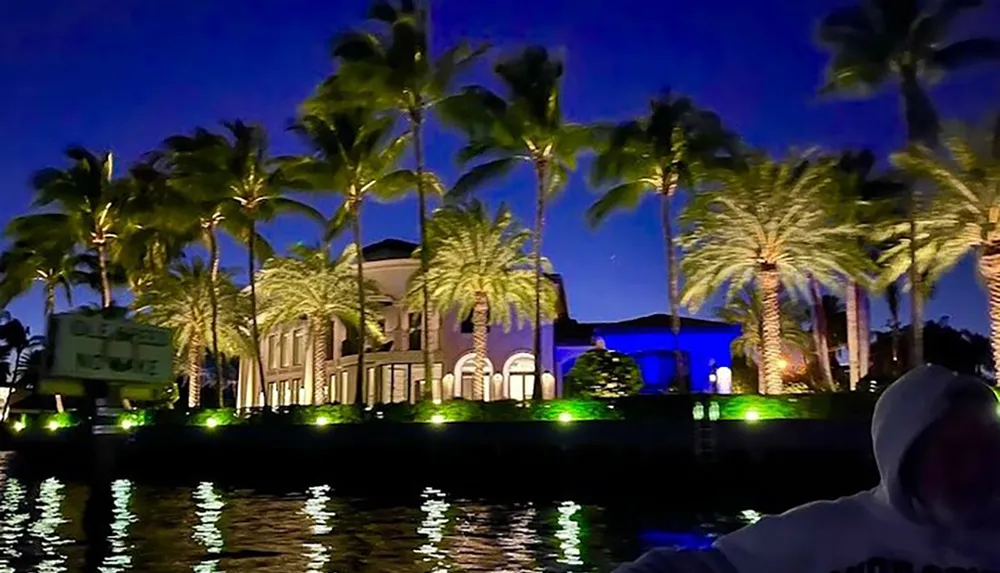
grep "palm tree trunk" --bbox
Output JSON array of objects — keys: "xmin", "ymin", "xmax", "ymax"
[
  {"xmin": 96, "ymin": 241, "xmax": 112, "ymax": 309},
  {"xmin": 43, "ymin": 283, "xmax": 64, "ymax": 412},
  {"xmin": 188, "ymin": 336, "xmax": 203, "ymax": 408},
  {"xmin": 472, "ymin": 293, "xmax": 488, "ymax": 400},
  {"xmin": 661, "ymin": 175, "xmax": 683, "ymax": 392},
  {"xmin": 247, "ymin": 222, "xmax": 267, "ymax": 407},
  {"xmin": 531, "ymin": 161, "xmax": 546, "ymax": 400},
  {"xmin": 846, "ymin": 281, "xmax": 860, "ymax": 390},
  {"xmin": 886, "ymin": 283, "xmax": 902, "ymax": 375},
  {"xmin": 411, "ymin": 113, "xmax": 436, "ymax": 403},
  {"xmin": 206, "ymin": 224, "xmax": 224, "ymax": 408},
  {"xmin": 352, "ymin": 206, "xmax": 367, "ymax": 406},
  {"xmin": 759, "ymin": 267, "xmax": 783, "ymax": 395},
  {"xmin": 313, "ymin": 319, "xmax": 328, "ymax": 404},
  {"xmin": 899, "ymin": 64, "xmax": 930, "ymax": 369},
  {"xmin": 982, "ymin": 253, "xmax": 1000, "ymax": 378},
  {"xmin": 857, "ymin": 288, "xmax": 870, "ymax": 380},
  {"xmin": 808, "ymin": 277, "xmax": 834, "ymax": 388}
]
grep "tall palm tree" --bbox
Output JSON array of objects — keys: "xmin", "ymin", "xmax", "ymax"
[
  {"xmin": 10, "ymin": 148, "xmax": 123, "ymax": 308},
  {"xmin": 680, "ymin": 152, "xmax": 869, "ymax": 393},
  {"xmin": 883, "ymin": 117, "xmax": 1000, "ymax": 375},
  {"xmin": 438, "ymin": 46, "xmax": 590, "ymax": 397},
  {"xmin": 588, "ymin": 91, "xmax": 737, "ymax": 390},
  {"xmin": 167, "ymin": 121, "xmax": 323, "ymax": 406},
  {"xmin": 0, "ymin": 313, "xmax": 45, "ymax": 420},
  {"xmin": 715, "ymin": 287, "xmax": 813, "ymax": 393},
  {"xmin": 818, "ymin": 0, "xmax": 1000, "ymax": 366},
  {"xmin": 329, "ymin": 0, "xmax": 484, "ymax": 400},
  {"xmin": 256, "ymin": 244, "xmax": 384, "ymax": 403},
  {"xmin": 408, "ymin": 200, "xmax": 556, "ymax": 400},
  {"xmin": 134, "ymin": 259, "xmax": 240, "ymax": 408},
  {"xmin": 286, "ymin": 105, "xmax": 430, "ymax": 403}
]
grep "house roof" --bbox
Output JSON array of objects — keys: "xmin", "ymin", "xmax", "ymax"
[
  {"xmin": 555, "ymin": 313, "xmax": 737, "ymax": 346},
  {"xmin": 361, "ymin": 239, "xmax": 418, "ymax": 262}
]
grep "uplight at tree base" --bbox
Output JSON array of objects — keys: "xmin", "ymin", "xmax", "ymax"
[
  {"xmin": 558, "ymin": 412, "xmax": 574, "ymax": 423},
  {"xmin": 46, "ymin": 420, "xmax": 61, "ymax": 432},
  {"xmin": 429, "ymin": 414, "xmax": 446, "ymax": 425},
  {"xmin": 743, "ymin": 409, "xmax": 760, "ymax": 423},
  {"xmin": 12, "ymin": 420, "xmax": 25, "ymax": 433},
  {"xmin": 204, "ymin": 417, "xmax": 219, "ymax": 429},
  {"xmin": 120, "ymin": 419, "xmax": 134, "ymax": 431},
  {"xmin": 314, "ymin": 416, "xmax": 329, "ymax": 427}
]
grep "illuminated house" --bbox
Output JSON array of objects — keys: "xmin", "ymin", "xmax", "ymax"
[{"xmin": 236, "ymin": 239, "xmax": 738, "ymax": 408}]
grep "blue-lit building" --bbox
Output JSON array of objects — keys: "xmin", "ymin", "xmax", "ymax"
[{"xmin": 554, "ymin": 311, "xmax": 740, "ymax": 394}]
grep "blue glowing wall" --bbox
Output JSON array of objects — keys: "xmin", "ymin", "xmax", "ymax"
[{"xmin": 556, "ymin": 325, "xmax": 739, "ymax": 393}]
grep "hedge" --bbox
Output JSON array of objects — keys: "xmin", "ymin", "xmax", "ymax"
[{"xmin": 6, "ymin": 393, "xmax": 880, "ymax": 433}]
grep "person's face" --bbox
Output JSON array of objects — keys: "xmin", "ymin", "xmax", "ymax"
[{"xmin": 916, "ymin": 401, "xmax": 1000, "ymax": 525}]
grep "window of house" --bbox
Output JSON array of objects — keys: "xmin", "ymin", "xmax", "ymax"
[
  {"xmin": 366, "ymin": 368, "xmax": 377, "ymax": 405},
  {"xmin": 340, "ymin": 371, "xmax": 349, "ymax": 404},
  {"xmin": 342, "ymin": 324, "xmax": 360, "ymax": 356},
  {"xmin": 292, "ymin": 330, "xmax": 304, "ymax": 366},
  {"xmin": 380, "ymin": 364, "xmax": 410, "ymax": 404},
  {"xmin": 460, "ymin": 309, "xmax": 491, "ymax": 334},
  {"xmin": 505, "ymin": 354, "xmax": 536, "ymax": 401},
  {"xmin": 408, "ymin": 313, "xmax": 422, "ymax": 351},
  {"xmin": 279, "ymin": 333, "xmax": 290, "ymax": 368},
  {"xmin": 267, "ymin": 335, "xmax": 278, "ymax": 370},
  {"xmin": 454, "ymin": 353, "xmax": 492, "ymax": 400},
  {"xmin": 293, "ymin": 378, "xmax": 305, "ymax": 405}
]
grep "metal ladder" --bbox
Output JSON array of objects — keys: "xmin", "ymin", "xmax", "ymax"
[{"xmin": 693, "ymin": 399, "xmax": 718, "ymax": 463}]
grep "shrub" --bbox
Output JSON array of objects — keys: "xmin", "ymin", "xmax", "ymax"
[{"xmin": 564, "ymin": 349, "xmax": 643, "ymax": 398}]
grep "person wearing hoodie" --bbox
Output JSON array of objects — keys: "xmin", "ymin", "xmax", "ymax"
[{"xmin": 614, "ymin": 364, "xmax": 1000, "ymax": 573}]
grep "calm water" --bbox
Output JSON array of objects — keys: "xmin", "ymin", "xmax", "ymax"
[{"xmin": 0, "ymin": 452, "xmax": 762, "ymax": 573}]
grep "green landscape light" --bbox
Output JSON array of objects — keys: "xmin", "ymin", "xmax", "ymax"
[
  {"xmin": 558, "ymin": 412, "xmax": 573, "ymax": 423},
  {"xmin": 121, "ymin": 419, "xmax": 134, "ymax": 431},
  {"xmin": 204, "ymin": 417, "xmax": 219, "ymax": 429},
  {"xmin": 743, "ymin": 409, "xmax": 760, "ymax": 423},
  {"xmin": 692, "ymin": 404, "xmax": 705, "ymax": 421},
  {"xmin": 315, "ymin": 416, "xmax": 330, "ymax": 427},
  {"xmin": 430, "ymin": 414, "xmax": 446, "ymax": 425},
  {"xmin": 46, "ymin": 420, "xmax": 60, "ymax": 432},
  {"xmin": 12, "ymin": 420, "xmax": 25, "ymax": 433}
]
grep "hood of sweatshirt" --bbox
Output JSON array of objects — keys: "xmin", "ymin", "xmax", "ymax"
[{"xmin": 870, "ymin": 364, "xmax": 998, "ymax": 520}]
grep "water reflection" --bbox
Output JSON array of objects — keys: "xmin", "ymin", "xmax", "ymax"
[
  {"xmin": 29, "ymin": 477, "xmax": 67, "ymax": 573},
  {"xmin": 192, "ymin": 482, "xmax": 224, "ymax": 573},
  {"xmin": 0, "ymin": 478, "xmax": 27, "ymax": 573},
  {"xmin": 101, "ymin": 479, "xmax": 136, "ymax": 573},
  {"xmin": 556, "ymin": 501, "xmax": 584, "ymax": 569},
  {"xmin": 301, "ymin": 485, "xmax": 333, "ymax": 573},
  {"xmin": 415, "ymin": 487, "xmax": 450, "ymax": 573},
  {"xmin": 500, "ymin": 505, "xmax": 541, "ymax": 573}
]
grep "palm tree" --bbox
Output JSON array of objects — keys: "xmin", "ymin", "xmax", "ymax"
[
  {"xmin": 134, "ymin": 259, "xmax": 240, "ymax": 407},
  {"xmin": 167, "ymin": 121, "xmax": 323, "ymax": 406},
  {"xmin": 680, "ymin": 152, "xmax": 869, "ymax": 393},
  {"xmin": 716, "ymin": 287, "xmax": 812, "ymax": 393},
  {"xmin": 0, "ymin": 313, "xmax": 46, "ymax": 420},
  {"xmin": 329, "ymin": 0, "xmax": 484, "ymax": 400},
  {"xmin": 256, "ymin": 244, "xmax": 384, "ymax": 403},
  {"xmin": 0, "ymin": 231, "xmax": 91, "ymax": 318},
  {"xmin": 884, "ymin": 117, "xmax": 1000, "ymax": 375},
  {"xmin": 408, "ymin": 200, "xmax": 556, "ymax": 400},
  {"xmin": 10, "ymin": 148, "xmax": 123, "ymax": 308},
  {"xmin": 438, "ymin": 46, "xmax": 590, "ymax": 397},
  {"xmin": 818, "ymin": 0, "xmax": 1000, "ymax": 367},
  {"xmin": 588, "ymin": 91, "xmax": 737, "ymax": 390},
  {"xmin": 286, "ymin": 105, "xmax": 429, "ymax": 403}
]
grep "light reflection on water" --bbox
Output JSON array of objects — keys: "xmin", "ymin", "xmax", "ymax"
[
  {"xmin": 192, "ymin": 482, "xmax": 224, "ymax": 573},
  {"xmin": 0, "ymin": 469, "xmax": 758, "ymax": 572},
  {"xmin": 30, "ymin": 477, "xmax": 67, "ymax": 573},
  {"xmin": 301, "ymin": 485, "xmax": 332, "ymax": 573}
]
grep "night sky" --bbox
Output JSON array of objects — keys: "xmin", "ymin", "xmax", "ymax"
[{"xmin": 2, "ymin": 0, "xmax": 999, "ymax": 337}]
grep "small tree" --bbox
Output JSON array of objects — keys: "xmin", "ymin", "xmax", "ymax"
[{"xmin": 564, "ymin": 349, "xmax": 643, "ymax": 398}]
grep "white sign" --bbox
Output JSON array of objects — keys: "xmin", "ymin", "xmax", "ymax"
[{"xmin": 46, "ymin": 313, "xmax": 173, "ymax": 385}]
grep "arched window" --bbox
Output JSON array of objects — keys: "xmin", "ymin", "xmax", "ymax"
[
  {"xmin": 454, "ymin": 352, "xmax": 493, "ymax": 400},
  {"xmin": 503, "ymin": 353, "xmax": 536, "ymax": 401}
]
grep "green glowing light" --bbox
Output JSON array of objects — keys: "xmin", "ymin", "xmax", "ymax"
[
  {"xmin": 204, "ymin": 417, "xmax": 219, "ymax": 429},
  {"xmin": 315, "ymin": 416, "xmax": 329, "ymax": 427},
  {"xmin": 744, "ymin": 409, "xmax": 760, "ymax": 423},
  {"xmin": 692, "ymin": 403, "xmax": 705, "ymax": 421},
  {"xmin": 12, "ymin": 420, "xmax": 25, "ymax": 433},
  {"xmin": 558, "ymin": 412, "xmax": 573, "ymax": 423},
  {"xmin": 121, "ymin": 419, "xmax": 134, "ymax": 431},
  {"xmin": 430, "ymin": 414, "xmax": 446, "ymax": 425},
  {"xmin": 46, "ymin": 420, "xmax": 60, "ymax": 432}
]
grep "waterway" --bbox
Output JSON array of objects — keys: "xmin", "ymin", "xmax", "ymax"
[{"xmin": 0, "ymin": 452, "xmax": 769, "ymax": 573}]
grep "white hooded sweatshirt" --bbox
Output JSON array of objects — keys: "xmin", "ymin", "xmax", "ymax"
[{"xmin": 614, "ymin": 365, "xmax": 1000, "ymax": 573}]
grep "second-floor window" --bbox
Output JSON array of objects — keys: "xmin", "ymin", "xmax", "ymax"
[
  {"xmin": 280, "ymin": 333, "xmax": 290, "ymax": 368},
  {"xmin": 267, "ymin": 335, "xmax": 279, "ymax": 370},
  {"xmin": 460, "ymin": 308, "xmax": 491, "ymax": 334},
  {"xmin": 292, "ymin": 330, "xmax": 304, "ymax": 366},
  {"xmin": 408, "ymin": 313, "xmax": 422, "ymax": 351}
]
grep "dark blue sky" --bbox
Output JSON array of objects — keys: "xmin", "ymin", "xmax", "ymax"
[{"xmin": 2, "ymin": 0, "xmax": 999, "ymax": 336}]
